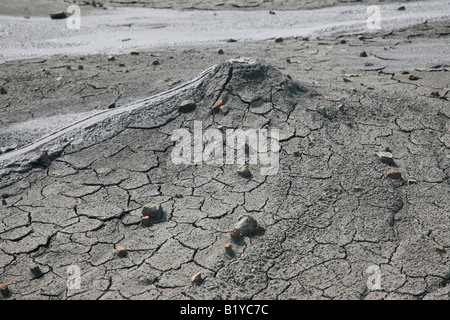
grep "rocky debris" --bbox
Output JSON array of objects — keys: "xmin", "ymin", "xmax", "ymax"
[
  {"xmin": 43, "ymin": 69, "xmax": 51, "ymax": 76},
  {"xmin": 116, "ymin": 246, "xmax": 128, "ymax": 258},
  {"xmin": 0, "ymin": 86, "xmax": 7, "ymax": 95},
  {"xmin": 191, "ymin": 272, "xmax": 202, "ymax": 284},
  {"xmin": 107, "ymin": 55, "xmax": 115, "ymax": 61},
  {"xmin": 237, "ymin": 165, "xmax": 251, "ymax": 178},
  {"xmin": 360, "ymin": 51, "xmax": 368, "ymax": 57},
  {"xmin": 142, "ymin": 202, "xmax": 164, "ymax": 221},
  {"xmin": 118, "ymin": 62, "xmax": 125, "ymax": 67},
  {"xmin": 386, "ymin": 169, "xmax": 402, "ymax": 179},
  {"xmin": 178, "ymin": 100, "xmax": 196, "ymax": 113},
  {"xmin": 226, "ymin": 38, "xmax": 237, "ymax": 43},
  {"xmin": 408, "ymin": 74, "xmax": 420, "ymax": 80},
  {"xmin": 0, "ymin": 284, "xmax": 11, "ymax": 298},
  {"xmin": 377, "ymin": 151, "xmax": 394, "ymax": 165},
  {"xmin": 151, "ymin": 60, "xmax": 160, "ymax": 66},
  {"xmin": 233, "ymin": 215, "xmax": 258, "ymax": 236},
  {"xmin": 217, "ymin": 48, "xmax": 224, "ymax": 55},
  {"xmin": 30, "ymin": 266, "xmax": 44, "ymax": 279},
  {"xmin": 130, "ymin": 50, "xmax": 140, "ymax": 55},
  {"xmin": 107, "ymin": 102, "xmax": 116, "ymax": 109}
]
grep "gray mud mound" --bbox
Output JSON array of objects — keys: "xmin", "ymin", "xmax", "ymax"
[{"xmin": 0, "ymin": 58, "xmax": 449, "ymax": 300}]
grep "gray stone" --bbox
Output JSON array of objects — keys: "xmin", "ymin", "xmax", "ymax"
[
  {"xmin": 234, "ymin": 215, "xmax": 258, "ymax": 236},
  {"xmin": 178, "ymin": 100, "xmax": 196, "ymax": 113},
  {"xmin": 378, "ymin": 151, "xmax": 394, "ymax": 165},
  {"xmin": 142, "ymin": 202, "xmax": 164, "ymax": 221}
]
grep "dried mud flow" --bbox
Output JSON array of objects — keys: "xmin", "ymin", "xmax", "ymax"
[{"xmin": 0, "ymin": 5, "xmax": 449, "ymax": 300}]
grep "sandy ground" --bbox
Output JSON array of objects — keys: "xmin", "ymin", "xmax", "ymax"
[{"xmin": 0, "ymin": 1, "xmax": 449, "ymax": 302}]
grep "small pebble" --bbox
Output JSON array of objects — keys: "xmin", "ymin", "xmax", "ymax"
[
  {"xmin": 68, "ymin": 203, "xmax": 77, "ymax": 209},
  {"xmin": 234, "ymin": 215, "xmax": 258, "ymax": 236},
  {"xmin": 30, "ymin": 266, "xmax": 44, "ymax": 278},
  {"xmin": 436, "ymin": 245, "xmax": 445, "ymax": 252},
  {"xmin": 211, "ymin": 99, "xmax": 224, "ymax": 112},
  {"xmin": 274, "ymin": 36, "xmax": 283, "ymax": 43},
  {"xmin": 386, "ymin": 169, "xmax": 402, "ymax": 179},
  {"xmin": 377, "ymin": 151, "xmax": 394, "ymax": 165},
  {"xmin": 226, "ymin": 38, "xmax": 237, "ymax": 42},
  {"xmin": 0, "ymin": 284, "xmax": 11, "ymax": 298},
  {"xmin": 0, "ymin": 86, "xmax": 7, "ymax": 95},
  {"xmin": 191, "ymin": 272, "xmax": 202, "ymax": 284},
  {"xmin": 178, "ymin": 100, "xmax": 196, "ymax": 113},
  {"xmin": 142, "ymin": 202, "xmax": 164, "ymax": 221},
  {"xmin": 345, "ymin": 120, "xmax": 352, "ymax": 126},
  {"xmin": 237, "ymin": 165, "xmax": 251, "ymax": 178},
  {"xmin": 217, "ymin": 48, "xmax": 224, "ymax": 55},
  {"xmin": 130, "ymin": 50, "xmax": 140, "ymax": 55},
  {"xmin": 43, "ymin": 69, "xmax": 51, "ymax": 76},
  {"xmin": 359, "ymin": 51, "xmax": 368, "ymax": 57},
  {"xmin": 116, "ymin": 246, "xmax": 128, "ymax": 258},
  {"xmin": 408, "ymin": 74, "xmax": 420, "ymax": 80},
  {"xmin": 229, "ymin": 231, "xmax": 241, "ymax": 239},
  {"xmin": 220, "ymin": 105, "xmax": 230, "ymax": 115},
  {"xmin": 151, "ymin": 60, "xmax": 160, "ymax": 66},
  {"xmin": 78, "ymin": 64, "xmax": 84, "ymax": 70},
  {"xmin": 107, "ymin": 55, "xmax": 115, "ymax": 61},
  {"xmin": 118, "ymin": 62, "xmax": 125, "ymax": 67}
]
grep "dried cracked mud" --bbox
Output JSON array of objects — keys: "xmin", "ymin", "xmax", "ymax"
[{"xmin": 0, "ymin": 18, "xmax": 449, "ymax": 300}]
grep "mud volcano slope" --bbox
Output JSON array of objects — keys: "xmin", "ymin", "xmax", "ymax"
[{"xmin": 0, "ymin": 58, "xmax": 449, "ymax": 300}]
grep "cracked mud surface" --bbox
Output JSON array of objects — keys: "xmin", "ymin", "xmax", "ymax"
[{"xmin": 1, "ymin": 19, "xmax": 449, "ymax": 300}]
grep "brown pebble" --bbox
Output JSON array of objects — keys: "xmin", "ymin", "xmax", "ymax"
[
  {"xmin": 345, "ymin": 120, "xmax": 352, "ymax": 126},
  {"xmin": 401, "ymin": 70, "xmax": 409, "ymax": 74},
  {"xmin": 217, "ymin": 48, "xmax": 224, "ymax": 54},
  {"xmin": 285, "ymin": 57, "xmax": 291, "ymax": 63},
  {"xmin": 116, "ymin": 246, "xmax": 128, "ymax": 258},
  {"xmin": 436, "ymin": 245, "xmax": 445, "ymax": 252},
  {"xmin": 224, "ymin": 243, "xmax": 232, "ymax": 249},
  {"xmin": 191, "ymin": 272, "xmax": 202, "ymax": 284},
  {"xmin": 408, "ymin": 74, "xmax": 420, "ymax": 80},
  {"xmin": 130, "ymin": 50, "xmax": 140, "ymax": 55},
  {"xmin": 43, "ymin": 69, "xmax": 51, "ymax": 76},
  {"xmin": 124, "ymin": 69, "xmax": 129, "ymax": 73},
  {"xmin": 386, "ymin": 169, "xmax": 402, "ymax": 179},
  {"xmin": 431, "ymin": 91, "xmax": 440, "ymax": 96},
  {"xmin": 136, "ymin": 144, "xmax": 141, "ymax": 149},
  {"xmin": 211, "ymin": 99, "xmax": 224, "ymax": 112},
  {"xmin": 107, "ymin": 55, "xmax": 115, "ymax": 61},
  {"xmin": 407, "ymin": 178, "xmax": 417, "ymax": 185},
  {"xmin": 118, "ymin": 62, "xmax": 125, "ymax": 67}
]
